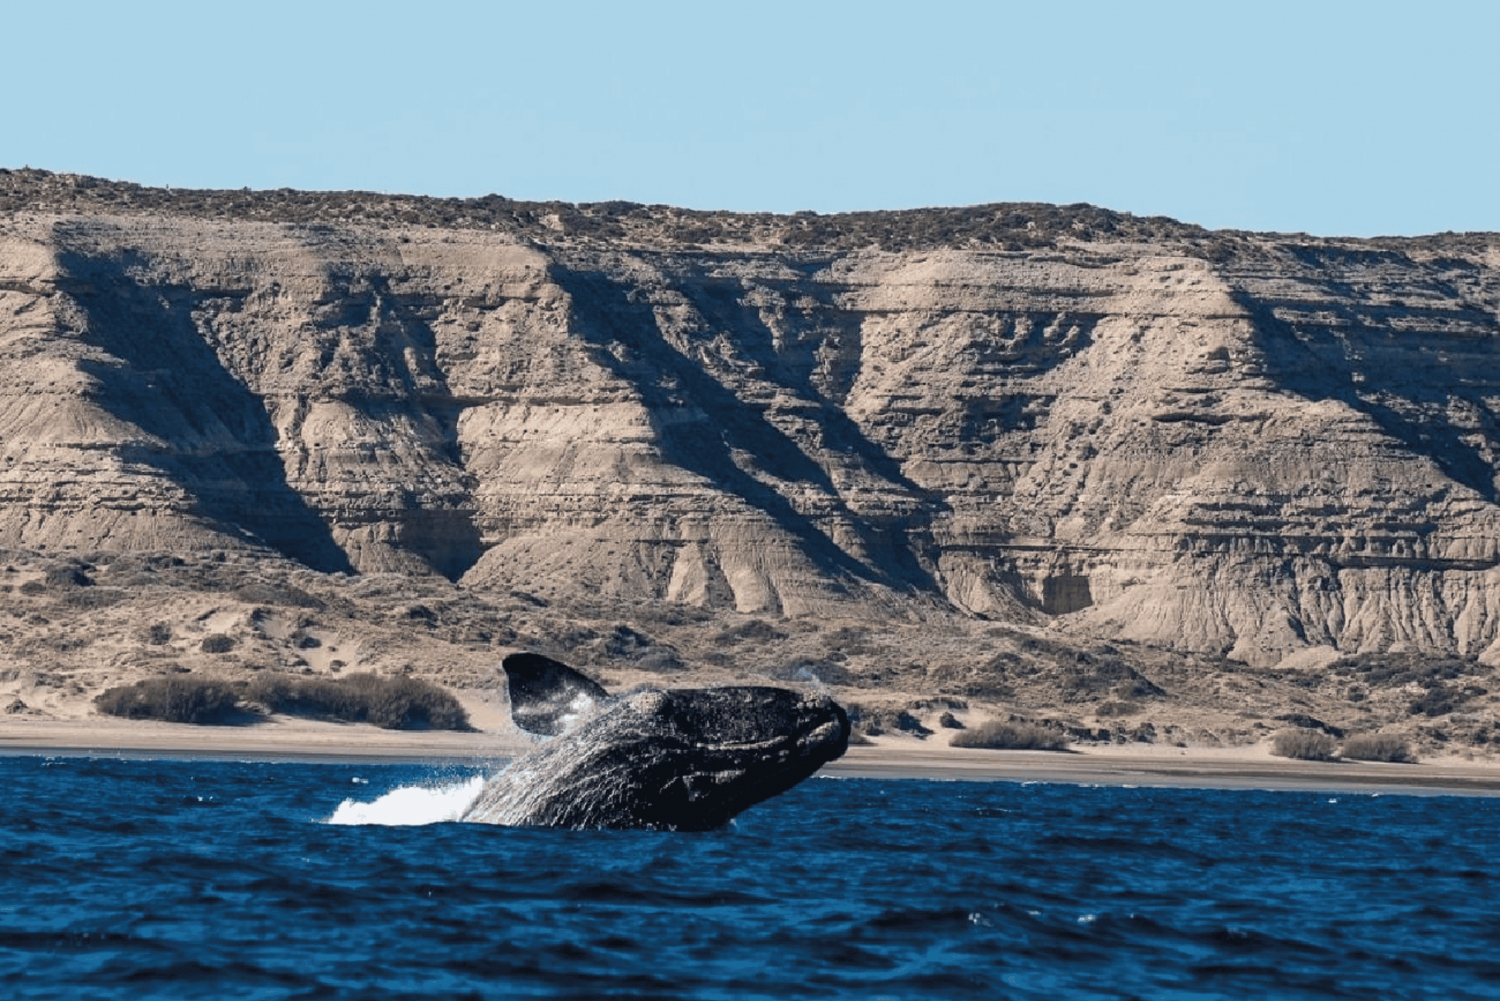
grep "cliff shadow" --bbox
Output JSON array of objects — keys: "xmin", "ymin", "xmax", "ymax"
[
  {"xmin": 59, "ymin": 248, "xmax": 355, "ymax": 574},
  {"xmin": 1240, "ymin": 286, "xmax": 1500, "ymax": 505},
  {"xmin": 657, "ymin": 258, "xmax": 951, "ymax": 586},
  {"xmin": 311, "ymin": 271, "xmax": 485, "ymax": 581},
  {"xmin": 550, "ymin": 263, "xmax": 941, "ymax": 591}
]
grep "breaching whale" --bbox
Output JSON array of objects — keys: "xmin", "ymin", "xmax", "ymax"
[{"xmin": 462, "ymin": 653, "xmax": 851, "ymax": 830}]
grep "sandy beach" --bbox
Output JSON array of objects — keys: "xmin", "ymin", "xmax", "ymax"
[
  {"xmin": 4, "ymin": 716, "xmax": 1499, "ymax": 796},
  {"xmin": 0, "ymin": 717, "xmax": 533, "ymax": 765},
  {"xmin": 832, "ymin": 744, "xmax": 1500, "ymax": 796}
]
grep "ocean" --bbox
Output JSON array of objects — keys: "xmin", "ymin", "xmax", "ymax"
[{"xmin": 1, "ymin": 755, "xmax": 1496, "ymax": 1000}]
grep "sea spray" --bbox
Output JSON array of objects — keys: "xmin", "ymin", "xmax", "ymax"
[{"xmin": 326, "ymin": 775, "xmax": 486, "ymax": 826}]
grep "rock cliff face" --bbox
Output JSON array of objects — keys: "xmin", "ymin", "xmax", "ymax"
[{"xmin": 3, "ymin": 170, "xmax": 1499, "ymax": 667}]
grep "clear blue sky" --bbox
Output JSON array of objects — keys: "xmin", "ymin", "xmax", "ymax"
[{"xmin": 4, "ymin": 1, "xmax": 1496, "ymax": 236}]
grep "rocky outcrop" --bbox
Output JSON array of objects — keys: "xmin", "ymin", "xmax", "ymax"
[{"xmin": 2, "ymin": 169, "xmax": 1499, "ymax": 667}]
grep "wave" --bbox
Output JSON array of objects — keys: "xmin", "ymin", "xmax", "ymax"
[{"xmin": 325, "ymin": 776, "xmax": 486, "ymax": 826}]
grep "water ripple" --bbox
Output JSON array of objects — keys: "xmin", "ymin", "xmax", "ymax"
[{"xmin": 1, "ymin": 759, "xmax": 1497, "ymax": 999}]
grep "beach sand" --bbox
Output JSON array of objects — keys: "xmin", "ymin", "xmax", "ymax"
[
  {"xmin": 831, "ymin": 743, "xmax": 1500, "ymax": 796},
  {"xmin": 0, "ymin": 716, "xmax": 533, "ymax": 764},
  {"xmin": 4, "ymin": 716, "xmax": 1499, "ymax": 795}
]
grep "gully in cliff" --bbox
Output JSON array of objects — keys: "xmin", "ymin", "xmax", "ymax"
[{"xmin": 462, "ymin": 653, "xmax": 850, "ymax": 830}]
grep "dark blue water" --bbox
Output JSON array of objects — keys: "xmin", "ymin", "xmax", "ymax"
[{"xmin": 2, "ymin": 757, "xmax": 1498, "ymax": 1000}]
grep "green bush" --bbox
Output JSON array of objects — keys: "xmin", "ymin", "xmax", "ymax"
[
  {"xmin": 1340, "ymin": 733, "xmax": 1415, "ymax": 763},
  {"xmin": 94, "ymin": 677, "xmax": 242, "ymax": 725},
  {"xmin": 949, "ymin": 721, "xmax": 1069, "ymax": 751},
  {"xmin": 1271, "ymin": 729, "xmax": 1337, "ymax": 761},
  {"xmin": 244, "ymin": 673, "xmax": 469, "ymax": 730}
]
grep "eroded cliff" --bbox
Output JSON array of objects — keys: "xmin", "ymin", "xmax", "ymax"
[{"xmin": 3, "ymin": 170, "xmax": 1500, "ymax": 680}]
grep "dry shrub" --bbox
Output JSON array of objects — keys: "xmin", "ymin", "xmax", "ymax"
[
  {"xmin": 713, "ymin": 619, "xmax": 788, "ymax": 645},
  {"xmin": 200, "ymin": 634, "xmax": 236, "ymax": 654},
  {"xmin": 232, "ymin": 583, "xmax": 322, "ymax": 608},
  {"xmin": 1407, "ymin": 683, "xmax": 1483, "ymax": 717},
  {"xmin": 94, "ymin": 677, "xmax": 242, "ymax": 725},
  {"xmin": 244, "ymin": 673, "xmax": 469, "ymax": 730},
  {"xmin": 950, "ymin": 721, "xmax": 1068, "ymax": 751},
  {"xmin": 1271, "ymin": 729, "xmax": 1337, "ymax": 761},
  {"xmin": 1340, "ymin": 733, "xmax": 1415, "ymax": 763}
]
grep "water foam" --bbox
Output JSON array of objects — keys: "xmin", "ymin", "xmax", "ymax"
[{"xmin": 325, "ymin": 775, "xmax": 486, "ymax": 826}]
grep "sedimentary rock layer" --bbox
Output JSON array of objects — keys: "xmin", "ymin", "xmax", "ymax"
[{"xmin": 2, "ymin": 170, "xmax": 1498, "ymax": 666}]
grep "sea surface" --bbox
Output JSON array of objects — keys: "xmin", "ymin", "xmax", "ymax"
[{"xmin": 1, "ymin": 755, "xmax": 1497, "ymax": 1000}]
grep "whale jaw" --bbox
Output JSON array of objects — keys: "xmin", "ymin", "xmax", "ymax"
[{"xmin": 464, "ymin": 687, "xmax": 850, "ymax": 830}]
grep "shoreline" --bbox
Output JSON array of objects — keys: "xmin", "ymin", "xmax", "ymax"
[
  {"xmin": 0, "ymin": 717, "xmax": 532, "ymax": 765},
  {"xmin": 6, "ymin": 717, "xmax": 1500, "ymax": 796},
  {"xmin": 829, "ymin": 746, "xmax": 1500, "ymax": 797}
]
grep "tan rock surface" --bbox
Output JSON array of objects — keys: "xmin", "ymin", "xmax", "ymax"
[{"xmin": 1, "ymin": 170, "xmax": 1499, "ymax": 755}]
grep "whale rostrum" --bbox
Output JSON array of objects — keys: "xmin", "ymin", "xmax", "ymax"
[{"xmin": 463, "ymin": 653, "xmax": 851, "ymax": 830}]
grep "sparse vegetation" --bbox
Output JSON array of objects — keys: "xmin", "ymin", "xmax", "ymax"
[
  {"xmin": 232, "ymin": 582, "xmax": 322, "ymax": 608},
  {"xmin": 94, "ymin": 676, "xmax": 243, "ymax": 725},
  {"xmin": 712, "ymin": 619, "xmax": 788, "ymax": 645},
  {"xmin": 44, "ymin": 566, "xmax": 93, "ymax": 588},
  {"xmin": 1271, "ymin": 729, "xmax": 1337, "ymax": 761},
  {"xmin": 634, "ymin": 649, "xmax": 685, "ymax": 673},
  {"xmin": 890, "ymin": 711, "xmax": 932, "ymax": 738},
  {"xmin": 1408, "ymin": 683, "xmax": 1485, "ymax": 717},
  {"xmin": 1340, "ymin": 733, "xmax": 1415, "ymax": 763},
  {"xmin": 244, "ymin": 672, "xmax": 469, "ymax": 730},
  {"xmin": 850, "ymin": 706, "xmax": 934, "ymax": 739},
  {"xmin": 93, "ymin": 671, "xmax": 470, "ymax": 730},
  {"xmin": 1331, "ymin": 652, "xmax": 1473, "ymax": 687},
  {"xmin": 1275, "ymin": 713, "xmax": 1344, "ymax": 738},
  {"xmin": 1060, "ymin": 652, "xmax": 1166, "ymax": 702},
  {"xmin": 200, "ymin": 634, "xmax": 236, "ymax": 654},
  {"xmin": 924, "ymin": 660, "xmax": 1015, "ymax": 700},
  {"xmin": 0, "ymin": 168, "xmax": 1215, "ymax": 253},
  {"xmin": 950, "ymin": 721, "xmax": 1069, "ymax": 751}
]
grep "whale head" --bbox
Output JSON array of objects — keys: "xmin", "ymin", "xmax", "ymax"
[{"xmin": 463, "ymin": 655, "xmax": 850, "ymax": 830}]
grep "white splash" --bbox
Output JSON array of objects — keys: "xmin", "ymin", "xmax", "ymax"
[{"xmin": 325, "ymin": 775, "xmax": 486, "ymax": 826}]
